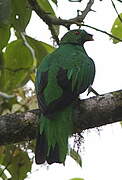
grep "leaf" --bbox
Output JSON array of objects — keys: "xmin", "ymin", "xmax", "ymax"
[
  {"xmin": 0, "ymin": 167, "xmax": 8, "ymax": 180},
  {"xmin": 0, "ymin": 146, "xmax": 6, "ymax": 164},
  {"xmin": 0, "ymin": 39, "xmax": 34, "ymax": 92},
  {"xmin": 0, "ymin": 0, "xmax": 11, "ymax": 25},
  {"xmin": 70, "ymin": 148, "xmax": 82, "ymax": 167},
  {"xmin": 25, "ymin": 35, "xmax": 55, "ymax": 66},
  {"xmin": 35, "ymin": 0, "xmax": 60, "ymax": 39},
  {"xmin": 0, "ymin": 24, "xmax": 10, "ymax": 50},
  {"xmin": 0, "ymin": 96, "xmax": 18, "ymax": 114},
  {"xmin": 36, "ymin": 0, "xmax": 56, "ymax": 16},
  {"xmin": 11, "ymin": 0, "xmax": 32, "ymax": 31},
  {"xmin": 0, "ymin": 51, "xmax": 4, "ymax": 66},
  {"xmin": 1, "ymin": 145, "xmax": 32, "ymax": 180},
  {"xmin": 8, "ymin": 151, "xmax": 32, "ymax": 180},
  {"xmin": 111, "ymin": 13, "xmax": 122, "ymax": 43},
  {"xmin": 69, "ymin": 178, "xmax": 84, "ymax": 180}
]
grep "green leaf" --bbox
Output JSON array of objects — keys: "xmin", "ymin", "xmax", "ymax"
[
  {"xmin": 11, "ymin": 0, "xmax": 32, "ymax": 31},
  {"xmin": 36, "ymin": 0, "xmax": 56, "ymax": 16},
  {"xmin": 8, "ymin": 151, "xmax": 32, "ymax": 180},
  {"xmin": 4, "ymin": 39, "xmax": 34, "ymax": 69},
  {"xmin": 0, "ymin": 39, "xmax": 34, "ymax": 92},
  {"xmin": 0, "ymin": 167, "xmax": 8, "ymax": 180},
  {"xmin": 0, "ymin": 0, "xmax": 11, "ymax": 25},
  {"xmin": 111, "ymin": 13, "xmax": 122, "ymax": 43},
  {"xmin": 70, "ymin": 148, "xmax": 82, "ymax": 167},
  {"xmin": 0, "ymin": 51, "xmax": 4, "ymax": 66},
  {"xmin": 0, "ymin": 146, "xmax": 6, "ymax": 164},
  {"xmin": 25, "ymin": 35, "xmax": 55, "ymax": 66},
  {"xmin": 35, "ymin": 0, "xmax": 60, "ymax": 38},
  {"xmin": 69, "ymin": 178, "xmax": 84, "ymax": 180},
  {"xmin": 0, "ymin": 24, "xmax": 10, "ymax": 50},
  {"xmin": 1, "ymin": 145, "xmax": 32, "ymax": 180}
]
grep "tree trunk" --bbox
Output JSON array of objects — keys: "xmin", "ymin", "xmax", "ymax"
[{"xmin": 0, "ymin": 89, "xmax": 122, "ymax": 145}]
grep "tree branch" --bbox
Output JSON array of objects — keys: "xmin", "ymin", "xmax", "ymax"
[
  {"xmin": 28, "ymin": 0, "xmax": 94, "ymax": 26},
  {"xmin": 81, "ymin": 24, "xmax": 122, "ymax": 42},
  {"xmin": 0, "ymin": 89, "xmax": 122, "ymax": 146},
  {"xmin": 28, "ymin": 0, "xmax": 122, "ymax": 43},
  {"xmin": 28, "ymin": 0, "xmax": 94, "ymax": 43}
]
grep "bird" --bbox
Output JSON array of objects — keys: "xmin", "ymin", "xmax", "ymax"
[{"xmin": 35, "ymin": 29, "xmax": 95, "ymax": 165}]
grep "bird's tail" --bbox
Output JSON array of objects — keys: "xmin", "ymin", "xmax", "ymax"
[
  {"xmin": 35, "ymin": 132, "xmax": 61, "ymax": 164},
  {"xmin": 35, "ymin": 104, "xmax": 74, "ymax": 164}
]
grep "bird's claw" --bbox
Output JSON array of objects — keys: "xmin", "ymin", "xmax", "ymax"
[{"xmin": 87, "ymin": 86, "xmax": 99, "ymax": 96}]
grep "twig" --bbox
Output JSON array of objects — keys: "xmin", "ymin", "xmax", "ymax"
[
  {"xmin": 48, "ymin": 25, "xmax": 60, "ymax": 45},
  {"xmin": 0, "ymin": 91, "xmax": 15, "ymax": 99},
  {"xmin": 78, "ymin": 0, "xmax": 94, "ymax": 21},
  {"xmin": 28, "ymin": 0, "xmax": 60, "ymax": 44},
  {"xmin": 111, "ymin": 0, "xmax": 122, "ymax": 23},
  {"xmin": 81, "ymin": 23, "xmax": 122, "ymax": 42},
  {"xmin": 20, "ymin": 32, "xmax": 36, "ymax": 63},
  {"xmin": 28, "ymin": 0, "xmax": 94, "ymax": 25}
]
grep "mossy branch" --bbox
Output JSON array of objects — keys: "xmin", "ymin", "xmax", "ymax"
[{"xmin": 0, "ymin": 89, "xmax": 122, "ymax": 146}]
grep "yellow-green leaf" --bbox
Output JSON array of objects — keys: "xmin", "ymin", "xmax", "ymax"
[
  {"xmin": 69, "ymin": 178, "xmax": 84, "ymax": 180},
  {"xmin": 25, "ymin": 35, "xmax": 55, "ymax": 66},
  {"xmin": 36, "ymin": 0, "xmax": 56, "ymax": 16},
  {"xmin": 70, "ymin": 148, "xmax": 82, "ymax": 167},
  {"xmin": 8, "ymin": 151, "xmax": 32, "ymax": 180},
  {"xmin": 111, "ymin": 13, "xmax": 122, "ymax": 43},
  {"xmin": 35, "ymin": 1, "xmax": 59, "ymax": 38},
  {"xmin": 11, "ymin": 0, "xmax": 32, "ymax": 31},
  {"xmin": 0, "ymin": 168, "xmax": 8, "ymax": 180},
  {"xmin": 1, "ymin": 145, "xmax": 32, "ymax": 180},
  {"xmin": 0, "ymin": 0, "xmax": 11, "ymax": 25},
  {"xmin": 0, "ymin": 39, "xmax": 34, "ymax": 92},
  {"xmin": 0, "ymin": 24, "xmax": 10, "ymax": 50},
  {"xmin": 4, "ymin": 40, "xmax": 34, "ymax": 69}
]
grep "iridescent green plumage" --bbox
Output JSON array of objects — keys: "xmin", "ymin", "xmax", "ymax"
[{"xmin": 35, "ymin": 29, "xmax": 95, "ymax": 164}]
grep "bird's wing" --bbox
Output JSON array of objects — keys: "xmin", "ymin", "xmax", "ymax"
[
  {"xmin": 35, "ymin": 70, "xmax": 49, "ymax": 114},
  {"xmin": 35, "ymin": 54, "xmax": 95, "ymax": 115},
  {"xmin": 36, "ymin": 66, "xmax": 74, "ymax": 115},
  {"xmin": 67, "ymin": 57, "xmax": 95, "ymax": 95}
]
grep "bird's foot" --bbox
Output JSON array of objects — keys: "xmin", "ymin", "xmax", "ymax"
[{"xmin": 87, "ymin": 86, "xmax": 99, "ymax": 96}]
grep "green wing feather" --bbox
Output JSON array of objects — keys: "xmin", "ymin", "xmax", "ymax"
[{"xmin": 67, "ymin": 56, "xmax": 95, "ymax": 94}]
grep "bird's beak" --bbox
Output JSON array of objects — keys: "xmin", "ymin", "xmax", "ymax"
[{"xmin": 88, "ymin": 34, "xmax": 94, "ymax": 41}]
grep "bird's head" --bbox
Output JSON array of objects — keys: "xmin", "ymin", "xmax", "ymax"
[{"xmin": 60, "ymin": 29, "xmax": 94, "ymax": 46}]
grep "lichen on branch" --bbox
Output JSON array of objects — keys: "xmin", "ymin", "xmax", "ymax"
[{"xmin": 0, "ymin": 90, "xmax": 122, "ymax": 145}]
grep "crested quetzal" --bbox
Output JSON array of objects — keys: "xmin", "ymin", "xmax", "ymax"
[{"xmin": 35, "ymin": 29, "xmax": 95, "ymax": 164}]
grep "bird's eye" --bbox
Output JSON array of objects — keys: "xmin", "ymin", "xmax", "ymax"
[{"xmin": 74, "ymin": 31, "xmax": 80, "ymax": 35}]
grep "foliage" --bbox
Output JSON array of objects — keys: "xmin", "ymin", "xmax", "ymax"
[
  {"xmin": 0, "ymin": 0, "xmax": 122, "ymax": 179},
  {"xmin": 70, "ymin": 148, "xmax": 82, "ymax": 167},
  {"xmin": 111, "ymin": 13, "xmax": 122, "ymax": 43},
  {"xmin": 0, "ymin": 0, "xmax": 55, "ymax": 179},
  {"xmin": 0, "ymin": 144, "xmax": 33, "ymax": 180},
  {"xmin": 69, "ymin": 178, "xmax": 84, "ymax": 180}
]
